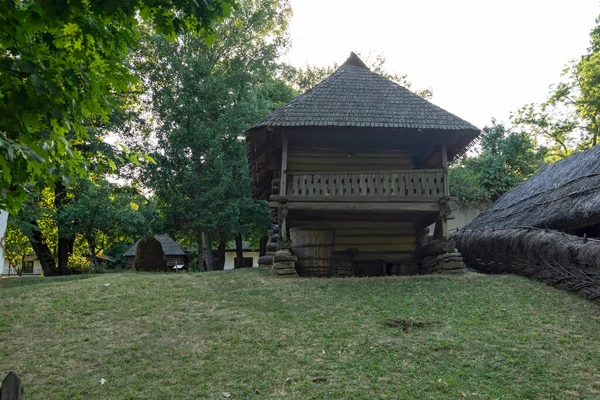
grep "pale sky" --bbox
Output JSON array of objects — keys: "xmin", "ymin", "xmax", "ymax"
[{"xmin": 283, "ymin": 0, "xmax": 600, "ymax": 129}]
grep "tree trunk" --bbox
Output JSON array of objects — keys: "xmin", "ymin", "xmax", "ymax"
[
  {"xmin": 55, "ymin": 180, "xmax": 72, "ymax": 275},
  {"xmin": 88, "ymin": 239, "xmax": 99, "ymax": 269},
  {"xmin": 203, "ymin": 230, "xmax": 215, "ymax": 271},
  {"xmin": 234, "ymin": 232, "xmax": 244, "ymax": 268},
  {"xmin": 18, "ymin": 254, "xmax": 24, "ymax": 277},
  {"xmin": 216, "ymin": 236, "xmax": 226, "ymax": 270},
  {"xmin": 29, "ymin": 221, "xmax": 58, "ymax": 276},
  {"xmin": 259, "ymin": 235, "xmax": 267, "ymax": 257},
  {"xmin": 56, "ymin": 237, "xmax": 70, "ymax": 274},
  {"xmin": 197, "ymin": 229, "xmax": 205, "ymax": 271}
]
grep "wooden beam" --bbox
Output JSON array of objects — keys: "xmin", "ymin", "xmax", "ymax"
[
  {"xmin": 270, "ymin": 202, "xmax": 440, "ymax": 213},
  {"xmin": 334, "ymin": 243, "xmax": 416, "ymax": 252},
  {"xmin": 289, "ymin": 220, "xmax": 415, "ymax": 229},
  {"xmin": 334, "ymin": 252, "xmax": 417, "ymax": 263},
  {"xmin": 441, "ymin": 217, "xmax": 448, "ymax": 238},
  {"xmin": 270, "ymin": 195, "xmax": 445, "ymax": 203},
  {"xmin": 280, "ymin": 133, "xmax": 289, "ymax": 196},
  {"xmin": 279, "ymin": 134, "xmax": 289, "ymax": 241},
  {"xmin": 286, "ymin": 168, "xmax": 445, "ymax": 175},
  {"xmin": 441, "ymin": 143, "xmax": 449, "ymax": 196}
]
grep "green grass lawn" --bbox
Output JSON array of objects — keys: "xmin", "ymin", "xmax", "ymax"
[{"xmin": 1, "ymin": 270, "xmax": 600, "ymax": 399}]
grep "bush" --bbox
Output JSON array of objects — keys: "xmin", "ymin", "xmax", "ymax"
[{"xmin": 68, "ymin": 255, "xmax": 93, "ymax": 274}]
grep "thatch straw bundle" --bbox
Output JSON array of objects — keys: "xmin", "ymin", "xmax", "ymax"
[
  {"xmin": 454, "ymin": 227, "xmax": 600, "ymax": 300},
  {"xmin": 467, "ymin": 145, "xmax": 600, "ymax": 231},
  {"xmin": 133, "ymin": 236, "xmax": 168, "ymax": 272}
]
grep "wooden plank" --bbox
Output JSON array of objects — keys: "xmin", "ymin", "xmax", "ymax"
[
  {"xmin": 336, "ymin": 252, "xmax": 417, "ymax": 262},
  {"xmin": 310, "ymin": 220, "xmax": 415, "ymax": 229},
  {"xmin": 281, "ymin": 202, "xmax": 440, "ymax": 212},
  {"xmin": 334, "ymin": 243, "xmax": 417, "ymax": 252},
  {"xmin": 397, "ymin": 173, "xmax": 404, "ymax": 196},
  {"xmin": 280, "ymin": 134, "xmax": 288, "ymax": 197},
  {"xmin": 443, "ymin": 172, "xmax": 449, "ymax": 197},
  {"xmin": 1, "ymin": 371, "xmax": 23, "ymax": 400},
  {"xmin": 288, "ymin": 151, "xmax": 412, "ymax": 158},
  {"xmin": 441, "ymin": 216, "xmax": 449, "ymax": 238},
  {"xmin": 335, "ymin": 236, "xmax": 417, "ymax": 245},
  {"xmin": 292, "ymin": 174, "xmax": 299, "ymax": 195},
  {"xmin": 436, "ymin": 172, "xmax": 443, "ymax": 196},
  {"xmin": 375, "ymin": 173, "xmax": 382, "ymax": 196},
  {"xmin": 391, "ymin": 173, "xmax": 399, "ymax": 196},
  {"xmin": 334, "ymin": 228, "xmax": 416, "ymax": 236},
  {"xmin": 286, "ymin": 168, "xmax": 445, "ymax": 175},
  {"xmin": 406, "ymin": 173, "xmax": 414, "ymax": 196},
  {"xmin": 270, "ymin": 195, "xmax": 443, "ymax": 203},
  {"xmin": 330, "ymin": 174, "xmax": 336, "ymax": 196},
  {"xmin": 441, "ymin": 144, "xmax": 449, "ymax": 196},
  {"xmin": 288, "ymin": 214, "xmax": 424, "ymax": 223},
  {"xmin": 287, "ymin": 157, "xmax": 415, "ymax": 166},
  {"xmin": 358, "ymin": 173, "xmax": 365, "ymax": 196},
  {"xmin": 383, "ymin": 173, "xmax": 391, "ymax": 196}
]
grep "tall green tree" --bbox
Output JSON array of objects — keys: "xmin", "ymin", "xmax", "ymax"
[
  {"xmin": 450, "ymin": 122, "xmax": 547, "ymax": 207},
  {"xmin": 513, "ymin": 14, "xmax": 600, "ymax": 159},
  {"xmin": 133, "ymin": 0, "xmax": 294, "ymax": 270},
  {"xmin": 60, "ymin": 179, "xmax": 151, "ymax": 267},
  {"xmin": 0, "ymin": 0, "xmax": 235, "ymax": 212}
]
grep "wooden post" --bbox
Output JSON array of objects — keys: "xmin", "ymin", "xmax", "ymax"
[
  {"xmin": 280, "ymin": 134, "xmax": 289, "ymax": 241},
  {"xmin": 1, "ymin": 371, "xmax": 24, "ymax": 400},
  {"xmin": 441, "ymin": 143, "xmax": 449, "ymax": 237},
  {"xmin": 441, "ymin": 143, "xmax": 449, "ymax": 196}
]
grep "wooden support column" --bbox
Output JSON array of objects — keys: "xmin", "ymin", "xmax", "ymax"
[
  {"xmin": 441, "ymin": 143, "xmax": 449, "ymax": 196},
  {"xmin": 441, "ymin": 144, "xmax": 449, "ymax": 237},
  {"xmin": 280, "ymin": 134, "xmax": 289, "ymax": 241}
]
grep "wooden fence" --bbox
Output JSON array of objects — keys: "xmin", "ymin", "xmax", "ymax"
[{"xmin": 0, "ymin": 372, "xmax": 23, "ymax": 400}]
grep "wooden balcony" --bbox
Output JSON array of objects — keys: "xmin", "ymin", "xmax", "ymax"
[
  {"xmin": 286, "ymin": 169, "xmax": 446, "ymax": 198},
  {"xmin": 270, "ymin": 169, "xmax": 449, "ymax": 213}
]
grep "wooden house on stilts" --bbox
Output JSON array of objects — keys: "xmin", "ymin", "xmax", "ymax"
[{"xmin": 246, "ymin": 53, "xmax": 480, "ymax": 277}]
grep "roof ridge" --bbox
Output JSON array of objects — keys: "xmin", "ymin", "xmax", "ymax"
[{"xmin": 342, "ymin": 52, "xmax": 369, "ymax": 70}]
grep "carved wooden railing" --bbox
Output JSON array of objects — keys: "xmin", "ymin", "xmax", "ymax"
[{"xmin": 285, "ymin": 170, "xmax": 447, "ymax": 198}]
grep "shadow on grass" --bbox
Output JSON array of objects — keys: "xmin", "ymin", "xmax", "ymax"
[{"xmin": 1, "ymin": 273, "xmax": 102, "ymax": 289}]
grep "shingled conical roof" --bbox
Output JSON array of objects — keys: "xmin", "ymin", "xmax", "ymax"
[{"xmin": 252, "ymin": 52, "xmax": 478, "ymax": 132}]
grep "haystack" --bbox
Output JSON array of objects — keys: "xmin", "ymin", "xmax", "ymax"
[{"xmin": 133, "ymin": 236, "xmax": 168, "ymax": 271}]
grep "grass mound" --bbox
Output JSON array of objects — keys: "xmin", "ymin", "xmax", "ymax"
[{"xmin": 1, "ymin": 270, "xmax": 600, "ymax": 399}]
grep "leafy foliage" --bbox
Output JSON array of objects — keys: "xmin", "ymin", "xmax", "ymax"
[
  {"xmin": 513, "ymin": 14, "xmax": 600, "ymax": 160},
  {"xmin": 450, "ymin": 122, "xmax": 547, "ymax": 206},
  {"xmin": 3, "ymin": 218, "xmax": 33, "ymax": 276},
  {"xmin": 132, "ymin": 0, "xmax": 294, "ymax": 269},
  {"xmin": 0, "ymin": 0, "xmax": 235, "ymax": 212},
  {"xmin": 60, "ymin": 179, "xmax": 152, "ymax": 265}
]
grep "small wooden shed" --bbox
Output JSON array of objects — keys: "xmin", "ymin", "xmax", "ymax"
[
  {"xmin": 246, "ymin": 53, "xmax": 480, "ymax": 276},
  {"xmin": 123, "ymin": 235, "xmax": 188, "ymax": 269}
]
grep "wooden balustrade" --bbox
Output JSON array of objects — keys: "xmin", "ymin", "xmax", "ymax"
[{"xmin": 285, "ymin": 170, "xmax": 447, "ymax": 198}]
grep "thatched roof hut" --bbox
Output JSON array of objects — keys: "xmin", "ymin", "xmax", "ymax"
[
  {"xmin": 454, "ymin": 145, "xmax": 600, "ymax": 300},
  {"xmin": 463, "ymin": 144, "xmax": 600, "ymax": 234}
]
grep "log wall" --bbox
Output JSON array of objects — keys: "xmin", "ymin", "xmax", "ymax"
[
  {"xmin": 287, "ymin": 149, "xmax": 414, "ymax": 172},
  {"xmin": 288, "ymin": 219, "xmax": 418, "ymax": 264}
]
